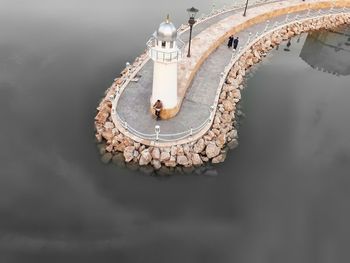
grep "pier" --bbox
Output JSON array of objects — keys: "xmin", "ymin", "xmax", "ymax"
[{"xmin": 95, "ymin": 0, "xmax": 350, "ymax": 168}]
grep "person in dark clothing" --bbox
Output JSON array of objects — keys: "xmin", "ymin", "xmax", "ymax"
[
  {"xmin": 227, "ymin": 36, "xmax": 233, "ymax": 48},
  {"xmin": 233, "ymin": 37, "xmax": 239, "ymax": 50},
  {"xmin": 284, "ymin": 39, "xmax": 291, "ymax": 51},
  {"xmin": 153, "ymin": 100, "xmax": 163, "ymax": 120}
]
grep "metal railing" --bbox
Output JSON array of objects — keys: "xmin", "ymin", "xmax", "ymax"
[
  {"xmin": 177, "ymin": 0, "xmax": 283, "ymax": 34},
  {"xmin": 209, "ymin": 5, "xmax": 350, "ymax": 133},
  {"xmin": 146, "ymin": 37, "xmax": 185, "ymax": 62},
  {"xmin": 111, "ymin": 3, "xmax": 350, "ymax": 143}
]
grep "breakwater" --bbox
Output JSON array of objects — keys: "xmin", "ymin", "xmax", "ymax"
[{"xmin": 95, "ymin": 4, "xmax": 350, "ymax": 170}]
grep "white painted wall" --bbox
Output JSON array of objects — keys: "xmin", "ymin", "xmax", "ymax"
[{"xmin": 151, "ymin": 61, "xmax": 178, "ymax": 109}]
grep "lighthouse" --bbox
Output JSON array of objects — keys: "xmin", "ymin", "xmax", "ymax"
[{"xmin": 147, "ymin": 15, "xmax": 182, "ymax": 119}]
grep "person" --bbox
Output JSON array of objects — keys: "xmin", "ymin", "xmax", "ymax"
[
  {"xmin": 227, "ymin": 36, "xmax": 233, "ymax": 48},
  {"xmin": 233, "ymin": 37, "xmax": 239, "ymax": 50},
  {"xmin": 284, "ymin": 39, "xmax": 291, "ymax": 51},
  {"xmin": 153, "ymin": 99, "xmax": 163, "ymax": 120},
  {"xmin": 286, "ymin": 39, "xmax": 291, "ymax": 48}
]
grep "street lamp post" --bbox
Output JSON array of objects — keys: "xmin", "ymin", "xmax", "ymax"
[
  {"xmin": 187, "ymin": 6, "xmax": 199, "ymax": 57},
  {"xmin": 243, "ymin": 0, "xmax": 249, "ymax": 16}
]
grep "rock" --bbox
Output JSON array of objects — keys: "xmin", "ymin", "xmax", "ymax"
[
  {"xmin": 152, "ymin": 160, "xmax": 162, "ymax": 170},
  {"xmin": 208, "ymin": 131, "xmax": 215, "ymax": 139},
  {"xmin": 133, "ymin": 150, "xmax": 139, "ymax": 158},
  {"xmin": 236, "ymin": 74, "xmax": 243, "ymax": 84},
  {"xmin": 124, "ymin": 146, "xmax": 135, "ymax": 163},
  {"xmin": 232, "ymin": 89, "xmax": 241, "ymax": 100},
  {"xmin": 113, "ymin": 133, "xmax": 124, "ymax": 143},
  {"xmin": 151, "ymin": 148, "xmax": 160, "ymax": 160},
  {"xmin": 177, "ymin": 155, "xmax": 188, "ymax": 166},
  {"xmin": 253, "ymin": 50, "xmax": 261, "ymax": 60},
  {"xmin": 112, "ymin": 153, "xmax": 125, "ymax": 167},
  {"xmin": 228, "ymin": 139, "xmax": 239, "ymax": 150},
  {"xmin": 220, "ymin": 113, "xmax": 232, "ymax": 124},
  {"xmin": 95, "ymin": 110, "xmax": 109, "ymax": 124},
  {"xmin": 212, "ymin": 154, "xmax": 226, "ymax": 164},
  {"xmin": 228, "ymin": 129, "xmax": 238, "ymax": 139},
  {"xmin": 216, "ymin": 134, "xmax": 226, "ymax": 148},
  {"xmin": 214, "ymin": 116, "xmax": 221, "ymax": 125},
  {"xmin": 106, "ymin": 144, "xmax": 114, "ymax": 152},
  {"xmin": 122, "ymin": 138, "xmax": 133, "ymax": 147},
  {"xmin": 139, "ymin": 149, "xmax": 152, "ymax": 166},
  {"xmin": 246, "ymin": 58, "xmax": 254, "ymax": 66},
  {"xmin": 170, "ymin": 146, "xmax": 177, "ymax": 156},
  {"xmin": 112, "ymin": 128, "xmax": 119, "ymax": 135},
  {"xmin": 239, "ymin": 68, "xmax": 246, "ymax": 77},
  {"xmin": 205, "ymin": 142, "xmax": 221, "ymax": 159},
  {"xmin": 164, "ymin": 156, "xmax": 176, "ymax": 167},
  {"xmin": 183, "ymin": 144, "xmax": 191, "ymax": 156},
  {"xmin": 160, "ymin": 151, "xmax": 171, "ymax": 162},
  {"xmin": 139, "ymin": 145, "xmax": 146, "ymax": 152},
  {"xmin": 97, "ymin": 143, "xmax": 106, "ymax": 155},
  {"xmin": 201, "ymin": 156, "xmax": 209, "ymax": 162},
  {"xmin": 104, "ymin": 122, "xmax": 114, "ymax": 130},
  {"xmin": 95, "ymin": 133, "xmax": 102, "ymax": 143},
  {"xmin": 114, "ymin": 143, "xmax": 125, "ymax": 152},
  {"xmin": 192, "ymin": 153, "xmax": 203, "ymax": 166},
  {"xmin": 176, "ymin": 146, "xmax": 184, "ymax": 156},
  {"xmin": 101, "ymin": 153, "xmax": 113, "ymax": 164},
  {"xmin": 212, "ymin": 129, "xmax": 220, "ymax": 136},
  {"xmin": 194, "ymin": 139, "xmax": 205, "ymax": 153},
  {"xmin": 134, "ymin": 142, "xmax": 141, "ymax": 149},
  {"xmin": 102, "ymin": 130, "xmax": 114, "ymax": 141},
  {"xmin": 220, "ymin": 91, "xmax": 227, "ymax": 100},
  {"xmin": 213, "ymin": 123, "xmax": 221, "ymax": 130}
]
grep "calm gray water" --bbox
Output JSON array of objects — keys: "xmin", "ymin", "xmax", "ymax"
[{"xmin": 1, "ymin": 0, "xmax": 350, "ymax": 262}]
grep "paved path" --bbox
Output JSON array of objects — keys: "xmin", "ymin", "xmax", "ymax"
[{"xmin": 115, "ymin": 0, "xmax": 342, "ymax": 139}]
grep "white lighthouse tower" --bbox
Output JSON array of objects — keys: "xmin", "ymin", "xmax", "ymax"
[{"xmin": 147, "ymin": 15, "xmax": 182, "ymax": 119}]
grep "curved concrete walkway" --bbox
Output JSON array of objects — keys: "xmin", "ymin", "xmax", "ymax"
[{"xmin": 115, "ymin": 0, "xmax": 350, "ymax": 142}]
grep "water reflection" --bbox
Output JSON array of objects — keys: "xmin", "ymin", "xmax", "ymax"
[{"xmin": 300, "ymin": 27, "xmax": 350, "ymax": 75}]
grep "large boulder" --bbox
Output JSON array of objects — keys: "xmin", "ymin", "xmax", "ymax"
[
  {"xmin": 102, "ymin": 130, "xmax": 114, "ymax": 141},
  {"xmin": 205, "ymin": 142, "xmax": 221, "ymax": 159},
  {"xmin": 212, "ymin": 154, "xmax": 226, "ymax": 164},
  {"xmin": 228, "ymin": 139, "xmax": 239, "ymax": 150},
  {"xmin": 160, "ymin": 151, "xmax": 171, "ymax": 162},
  {"xmin": 194, "ymin": 139, "xmax": 205, "ymax": 153},
  {"xmin": 192, "ymin": 153, "xmax": 203, "ymax": 166},
  {"xmin": 232, "ymin": 89, "xmax": 241, "ymax": 100},
  {"xmin": 104, "ymin": 122, "xmax": 115, "ymax": 130},
  {"xmin": 139, "ymin": 149, "xmax": 152, "ymax": 166},
  {"xmin": 222, "ymin": 100, "xmax": 234, "ymax": 112},
  {"xmin": 123, "ymin": 146, "xmax": 135, "ymax": 162},
  {"xmin": 216, "ymin": 134, "xmax": 226, "ymax": 148},
  {"xmin": 151, "ymin": 148, "xmax": 160, "ymax": 160},
  {"xmin": 170, "ymin": 146, "xmax": 177, "ymax": 156},
  {"xmin": 164, "ymin": 156, "xmax": 177, "ymax": 167},
  {"xmin": 177, "ymin": 155, "xmax": 189, "ymax": 166},
  {"xmin": 152, "ymin": 160, "xmax": 162, "ymax": 170},
  {"xmin": 95, "ymin": 110, "xmax": 109, "ymax": 124}
]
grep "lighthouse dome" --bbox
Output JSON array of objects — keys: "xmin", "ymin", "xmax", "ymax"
[{"xmin": 156, "ymin": 17, "xmax": 177, "ymax": 42}]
